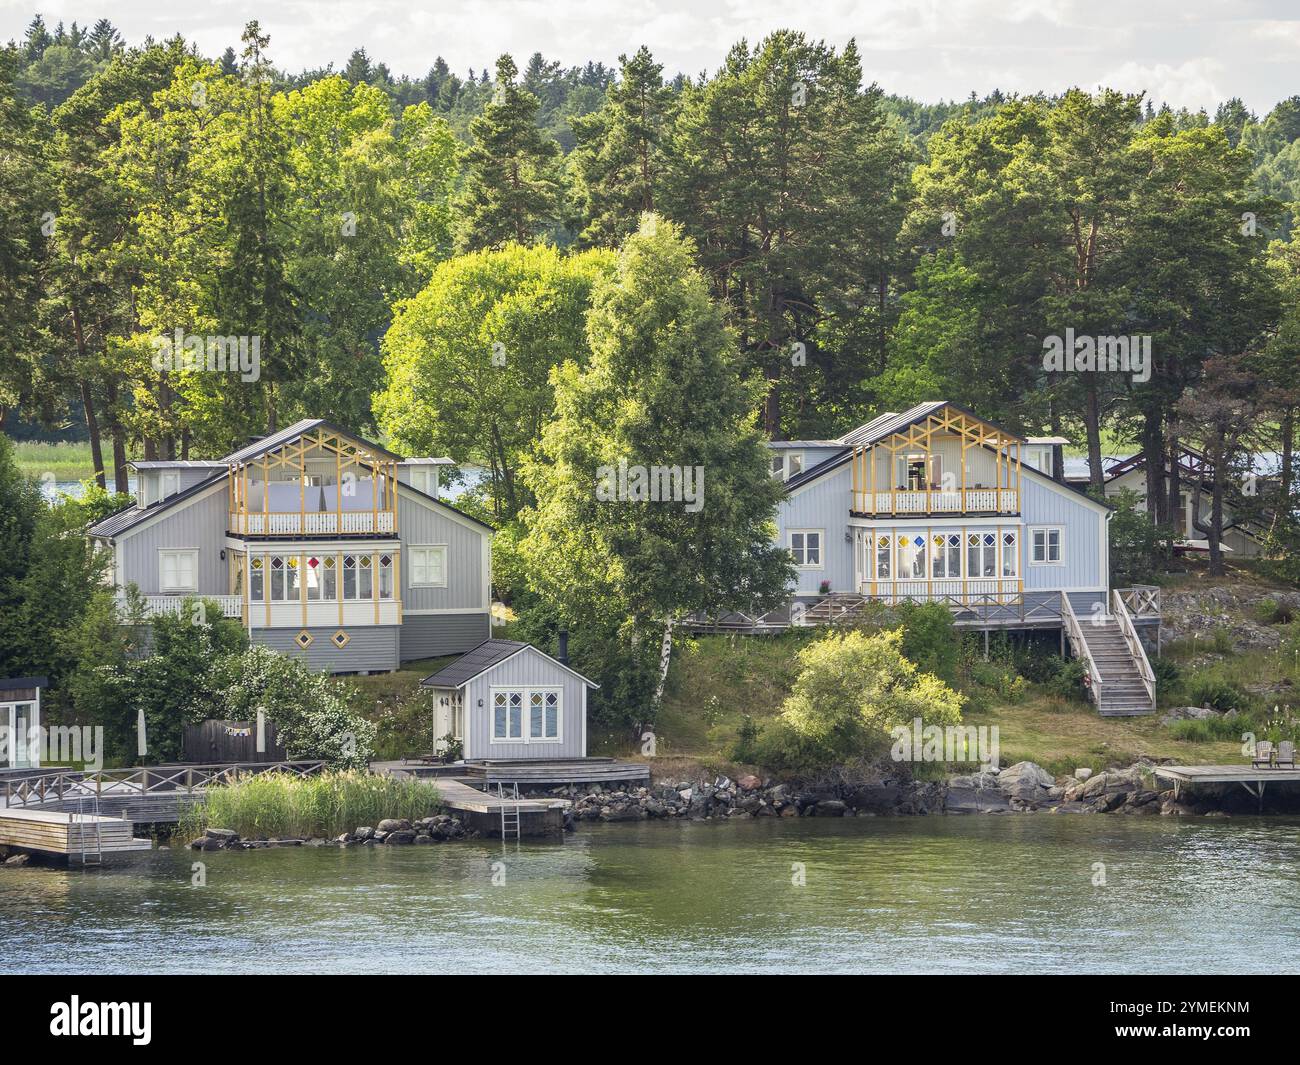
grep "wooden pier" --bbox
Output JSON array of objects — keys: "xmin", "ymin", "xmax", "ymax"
[
  {"xmin": 0, "ymin": 808, "xmax": 153, "ymax": 861},
  {"xmin": 1154, "ymin": 764, "xmax": 1300, "ymax": 810},
  {"xmin": 374, "ymin": 764, "xmax": 573, "ymax": 838}
]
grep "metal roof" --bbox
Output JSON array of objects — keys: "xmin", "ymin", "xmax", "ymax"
[
  {"xmin": 0, "ymin": 676, "xmax": 47, "ymax": 692},
  {"xmin": 766, "ymin": 440, "xmax": 843, "ymax": 449},
  {"xmin": 399, "ymin": 457, "xmax": 455, "ymax": 465},
  {"xmin": 220, "ymin": 419, "xmax": 404, "ymax": 466},
  {"xmin": 419, "ymin": 639, "xmax": 598, "ymax": 689},
  {"xmin": 129, "ymin": 460, "xmax": 226, "ymax": 469},
  {"xmin": 87, "ymin": 472, "xmax": 226, "ymax": 539}
]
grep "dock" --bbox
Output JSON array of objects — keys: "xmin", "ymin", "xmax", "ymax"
[
  {"xmin": 1154, "ymin": 764, "xmax": 1300, "ymax": 809},
  {"xmin": 373, "ymin": 763, "xmax": 575, "ymax": 838},
  {"xmin": 0, "ymin": 807, "xmax": 153, "ymax": 862}
]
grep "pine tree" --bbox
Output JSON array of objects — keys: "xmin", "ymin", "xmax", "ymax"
[
  {"xmin": 454, "ymin": 54, "xmax": 561, "ymax": 251},
  {"xmin": 569, "ymin": 46, "xmax": 675, "ymax": 248}
]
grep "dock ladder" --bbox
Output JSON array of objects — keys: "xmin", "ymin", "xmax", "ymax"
[
  {"xmin": 73, "ymin": 795, "xmax": 103, "ymax": 867},
  {"xmin": 496, "ymin": 782, "xmax": 521, "ymax": 841}
]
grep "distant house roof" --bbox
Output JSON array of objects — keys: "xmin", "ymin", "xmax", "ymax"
[
  {"xmin": 399, "ymin": 457, "xmax": 456, "ymax": 465},
  {"xmin": 420, "ymin": 639, "xmax": 599, "ymax": 690},
  {"xmin": 129, "ymin": 460, "xmax": 226, "ymax": 470},
  {"xmin": 0, "ymin": 676, "xmax": 47, "ymax": 692},
  {"xmin": 766, "ymin": 440, "xmax": 843, "ymax": 449},
  {"xmin": 87, "ymin": 472, "xmax": 226, "ymax": 539}
]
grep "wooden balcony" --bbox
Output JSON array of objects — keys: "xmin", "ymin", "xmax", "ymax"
[
  {"xmin": 229, "ymin": 511, "xmax": 395, "ymax": 536},
  {"xmin": 851, "ymin": 488, "xmax": 1019, "ymax": 515}
]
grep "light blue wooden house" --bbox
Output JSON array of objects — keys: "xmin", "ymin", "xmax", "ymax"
[
  {"xmin": 718, "ymin": 401, "xmax": 1161, "ymax": 716},
  {"xmin": 88, "ymin": 420, "xmax": 493, "ymax": 674}
]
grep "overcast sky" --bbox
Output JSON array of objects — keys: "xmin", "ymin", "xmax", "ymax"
[{"xmin": 4, "ymin": 0, "xmax": 1298, "ymax": 114}]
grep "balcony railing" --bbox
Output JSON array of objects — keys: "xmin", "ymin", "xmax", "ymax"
[
  {"xmin": 229, "ymin": 511, "xmax": 396, "ymax": 536},
  {"xmin": 852, "ymin": 488, "xmax": 1018, "ymax": 515},
  {"xmin": 118, "ymin": 595, "xmax": 243, "ymax": 619},
  {"xmin": 858, "ymin": 578, "xmax": 1022, "ymax": 603}
]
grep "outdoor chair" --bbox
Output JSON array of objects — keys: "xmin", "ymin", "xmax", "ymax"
[
  {"xmin": 1252, "ymin": 740, "xmax": 1275, "ymax": 769},
  {"xmin": 1278, "ymin": 741, "xmax": 1296, "ymax": 769}
]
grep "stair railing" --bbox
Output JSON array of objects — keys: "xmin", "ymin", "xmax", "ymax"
[
  {"xmin": 1060, "ymin": 592, "xmax": 1104, "ymax": 709},
  {"xmin": 1112, "ymin": 590, "xmax": 1156, "ymax": 710}
]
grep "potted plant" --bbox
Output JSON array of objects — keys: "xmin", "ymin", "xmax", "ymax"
[{"xmin": 819, "ymin": 579, "xmax": 832, "ymax": 595}]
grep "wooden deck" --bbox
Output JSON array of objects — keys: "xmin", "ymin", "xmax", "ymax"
[
  {"xmin": 0, "ymin": 808, "xmax": 153, "ymax": 859},
  {"xmin": 465, "ymin": 758, "xmax": 650, "ymax": 786},
  {"xmin": 1154, "ymin": 764, "xmax": 1300, "ymax": 808}
]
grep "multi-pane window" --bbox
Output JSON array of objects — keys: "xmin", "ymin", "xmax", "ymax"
[
  {"xmin": 1031, "ymin": 527, "xmax": 1063, "ymax": 564},
  {"xmin": 1001, "ymin": 532, "xmax": 1019, "ymax": 577},
  {"xmin": 897, "ymin": 534, "xmax": 926, "ymax": 579},
  {"xmin": 378, "ymin": 554, "xmax": 394, "ymax": 599},
  {"xmin": 343, "ymin": 554, "xmax": 373, "ymax": 599},
  {"xmin": 159, "ymin": 549, "xmax": 197, "ymax": 593},
  {"xmin": 875, "ymin": 535, "xmax": 892, "ymax": 579},
  {"xmin": 321, "ymin": 556, "xmax": 337, "ymax": 599},
  {"xmin": 410, "ymin": 546, "xmax": 447, "ymax": 587},
  {"xmin": 967, "ymin": 533, "xmax": 997, "ymax": 577},
  {"xmin": 494, "ymin": 689, "xmax": 560, "ymax": 742},
  {"xmin": 493, "ymin": 690, "xmax": 524, "ymax": 740},
  {"xmin": 269, "ymin": 555, "xmax": 288, "ymax": 601},
  {"xmin": 789, "ymin": 530, "xmax": 822, "ymax": 567},
  {"xmin": 931, "ymin": 533, "xmax": 962, "ymax": 578}
]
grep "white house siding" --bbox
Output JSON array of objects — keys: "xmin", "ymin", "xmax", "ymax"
[
  {"xmin": 779, "ymin": 463, "xmax": 855, "ymax": 595},
  {"xmin": 116, "ymin": 485, "xmax": 230, "ymax": 595},
  {"xmin": 462, "ymin": 646, "xmax": 587, "ymax": 760},
  {"xmin": 400, "ymin": 612, "xmax": 491, "ymax": 661},
  {"xmin": 1021, "ymin": 476, "xmax": 1108, "ymax": 592},
  {"xmin": 254, "ymin": 625, "xmax": 399, "ymax": 673}
]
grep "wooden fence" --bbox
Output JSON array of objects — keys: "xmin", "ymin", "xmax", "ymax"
[{"xmin": 182, "ymin": 719, "xmax": 287, "ymax": 763}]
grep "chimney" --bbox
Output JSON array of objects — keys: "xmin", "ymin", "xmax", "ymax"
[{"xmin": 557, "ymin": 630, "xmax": 569, "ymax": 665}]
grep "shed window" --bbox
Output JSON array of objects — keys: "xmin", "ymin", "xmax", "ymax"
[
  {"xmin": 493, "ymin": 687, "xmax": 561, "ymax": 742},
  {"xmin": 159, "ymin": 549, "xmax": 198, "ymax": 593}
]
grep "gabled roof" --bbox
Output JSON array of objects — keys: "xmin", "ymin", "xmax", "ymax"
[
  {"xmin": 222, "ymin": 419, "xmax": 404, "ymax": 465},
  {"xmin": 87, "ymin": 472, "xmax": 226, "ymax": 539},
  {"xmin": 420, "ymin": 639, "xmax": 599, "ymax": 690},
  {"xmin": 397, "ymin": 479, "xmax": 496, "ymax": 532}
]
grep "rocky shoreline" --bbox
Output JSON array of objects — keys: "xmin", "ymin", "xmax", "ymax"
[
  {"xmin": 189, "ymin": 814, "xmax": 479, "ymax": 850},
  {"xmin": 528, "ymin": 759, "xmax": 1295, "ymax": 825}
]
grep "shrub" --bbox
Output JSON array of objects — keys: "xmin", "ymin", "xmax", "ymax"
[
  {"xmin": 1152, "ymin": 656, "xmax": 1182, "ymax": 696},
  {"xmin": 1048, "ymin": 659, "xmax": 1089, "ymax": 702},
  {"xmin": 1168, "ymin": 715, "xmax": 1245, "ymax": 743},
  {"xmin": 1186, "ymin": 677, "xmax": 1249, "ymax": 713},
  {"xmin": 1255, "ymin": 598, "xmax": 1295, "ymax": 625},
  {"xmin": 895, "ymin": 601, "xmax": 959, "ymax": 682},
  {"xmin": 731, "ymin": 714, "xmax": 761, "ymax": 763},
  {"xmin": 970, "ymin": 660, "xmax": 1025, "ymax": 702},
  {"xmin": 755, "ymin": 628, "xmax": 963, "ymax": 772},
  {"xmin": 206, "ymin": 645, "xmax": 377, "ymax": 768}
]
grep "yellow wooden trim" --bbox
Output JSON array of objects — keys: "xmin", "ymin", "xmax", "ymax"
[
  {"xmin": 337, "ymin": 553, "xmax": 344, "ymax": 627},
  {"xmin": 373, "ymin": 552, "xmax": 380, "ymax": 624}
]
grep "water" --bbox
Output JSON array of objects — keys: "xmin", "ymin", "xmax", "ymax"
[{"xmin": 3, "ymin": 817, "xmax": 1298, "ymax": 974}]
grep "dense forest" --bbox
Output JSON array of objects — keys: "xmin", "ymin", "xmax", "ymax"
[{"xmin": 2, "ymin": 15, "xmax": 1299, "ymax": 554}]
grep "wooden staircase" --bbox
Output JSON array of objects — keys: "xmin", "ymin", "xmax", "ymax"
[{"xmin": 1077, "ymin": 619, "xmax": 1155, "ymax": 716}]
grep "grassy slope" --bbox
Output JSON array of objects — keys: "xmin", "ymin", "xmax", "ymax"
[
  {"xmin": 341, "ymin": 654, "xmax": 459, "ymax": 760},
  {"xmin": 653, "ymin": 562, "xmax": 1298, "ymax": 777},
  {"xmin": 13, "ymin": 440, "xmax": 101, "ymax": 480}
]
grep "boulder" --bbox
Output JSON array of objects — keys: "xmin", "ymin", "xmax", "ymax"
[
  {"xmin": 377, "ymin": 818, "xmax": 411, "ymax": 834},
  {"xmin": 354, "ymin": 826, "xmax": 375, "ymax": 841},
  {"xmin": 945, "ymin": 787, "xmax": 1011, "ymax": 814},
  {"xmin": 813, "ymin": 799, "xmax": 848, "ymax": 817},
  {"xmin": 737, "ymin": 774, "xmax": 762, "ymax": 791},
  {"xmin": 1074, "ymin": 767, "xmax": 1093, "ymax": 780},
  {"xmin": 848, "ymin": 785, "xmax": 901, "ymax": 813},
  {"xmin": 998, "ymin": 761, "xmax": 1054, "ymax": 801},
  {"xmin": 1160, "ymin": 705, "xmax": 1218, "ymax": 725},
  {"xmin": 205, "ymin": 827, "xmax": 238, "ymax": 842},
  {"xmin": 384, "ymin": 830, "xmax": 416, "ymax": 844}
]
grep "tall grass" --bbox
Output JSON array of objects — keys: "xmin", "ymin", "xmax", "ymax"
[
  {"xmin": 178, "ymin": 770, "xmax": 442, "ymax": 839},
  {"xmin": 13, "ymin": 440, "xmax": 102, "ymax": 480}
]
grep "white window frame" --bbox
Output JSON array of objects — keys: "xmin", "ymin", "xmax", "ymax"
[
  {"xmin": 410, "ymin": 545, "xmax": 448, "ymax": 588},
  {"xmin": 158, "ymin": 549, "xmax": 198, "ymax": 593},
  {"xmin": 1029, "ymin": 526, "xmax": 1064, "ymax": 566},
  {"xmin": 788, "ymin": 529, "xmax": 824, "ymax": 569},
  {"xmin": 409, "ymin": 466, "xmax": 439, "ymax": 497},
  {"xmin": 490, "ymin": 686, "xmax": 562, "ymax": 744}
]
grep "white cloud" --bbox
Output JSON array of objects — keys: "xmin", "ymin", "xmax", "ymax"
[{"xmin": 2, "ymin": 0, "xmax": 1296, "ymax": 112}]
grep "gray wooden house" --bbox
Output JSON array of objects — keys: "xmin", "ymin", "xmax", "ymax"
[
  {"xmin": 87, "ymin": 421, "xmax": 494, "ymax": 674},
  {"xmin": 421, "ymin": 640, "xmax": 598, "ymax": 761}
]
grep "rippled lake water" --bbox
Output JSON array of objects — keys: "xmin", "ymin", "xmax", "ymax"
[{"xmin": 3, "ymin": 816, "xmax": 1299, "ymax": 974}]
